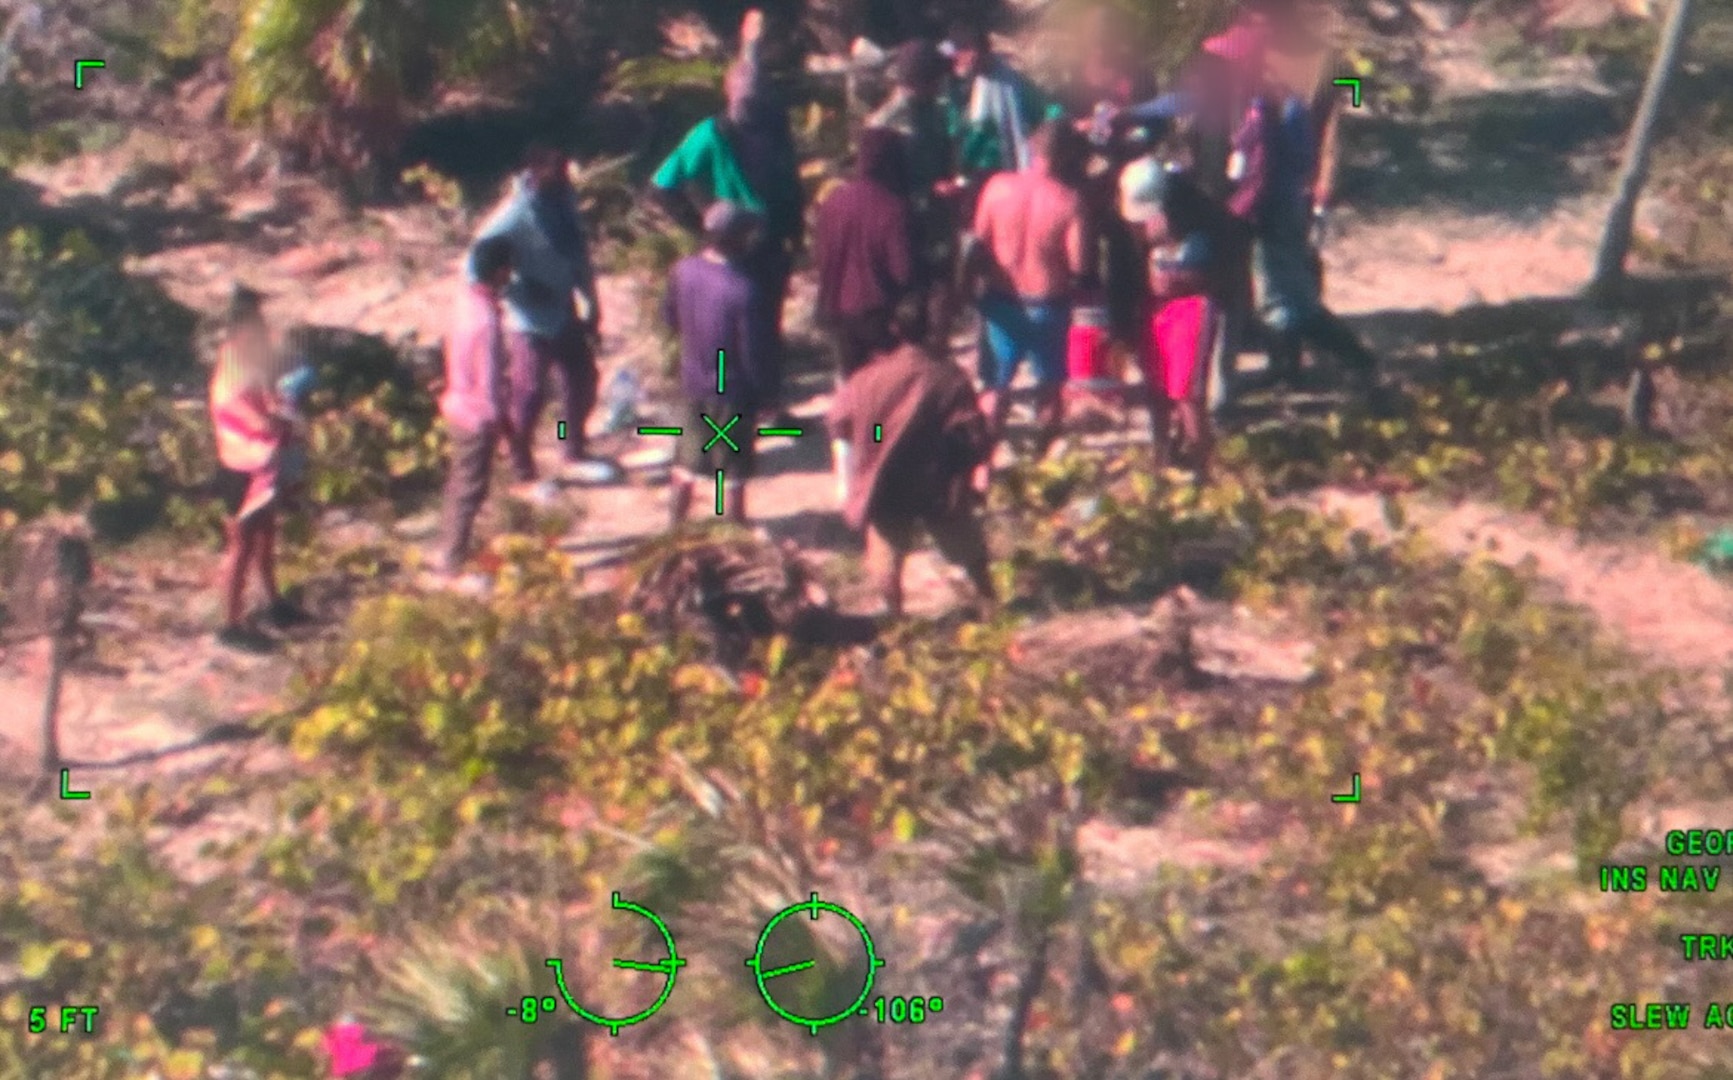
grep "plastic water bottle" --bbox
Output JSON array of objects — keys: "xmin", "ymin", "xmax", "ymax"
[
  {"xmin": 277, "ymin": 363, "xmax": 316, "ymax": 410},
  {"xmin": 601, "ymin": 367, "xmax": 640, "ymax": 434}
]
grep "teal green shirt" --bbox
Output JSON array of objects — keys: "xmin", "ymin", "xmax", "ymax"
[
  {"xmin": 651, "ymin": 117, "xmax": 767, "ymax": 215},
  {"xmin": 948, "ymin": 60, "xmax": 1057, "ymax": 176}
]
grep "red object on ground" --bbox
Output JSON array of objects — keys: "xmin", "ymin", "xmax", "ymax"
[
  {"xmin": 324, "ymin": 1021, "xmax": 383, "ymax": 1077},
  {"xmin": 1065, "ymin": 305, "xmax": 1116, "ymax": 386}
]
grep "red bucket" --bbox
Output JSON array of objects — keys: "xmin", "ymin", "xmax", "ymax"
[{"xmin": 1067, "ymin": 306, "xmax": 1114, "ymax": 385}]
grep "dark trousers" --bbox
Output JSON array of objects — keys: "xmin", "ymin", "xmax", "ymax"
[
  {"xmin": 913, "ymin": 200, "xmax": 962, "ymax": 352},
  {"xmin": 505, "ymin": 324, "xmax": 597, "ymax": 481},
  {"xmin": 438, "ymin": 422, "xmax": 498, "ymax": 570},
  {"xmin": 1101, "ymin": 213, "xmax": 1146, "ymax": 347},
  {"xmin": 1267, "ymin": 311, "xmax": 1379, "ymax": 382},
  {"xmin": 824, "ymin": 309, "xmax": 893, "ymax": 381},
  {"xmin": 744, "ymin": 244, "xmax": 793, "ymax": 408}
]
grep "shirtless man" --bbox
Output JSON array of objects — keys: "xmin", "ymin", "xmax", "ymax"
[{"xmin": 968, "ymin": 120, "xmax": 1090, "ymax": 456}]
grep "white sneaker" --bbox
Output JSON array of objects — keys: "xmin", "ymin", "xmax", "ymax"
[
  {"xmin": 511, "ymin": 480, "xmax": 560, "ymax": 506},
  {"xmin": 832, "ymin": 440, "xmax": 850, "ymax": 504},
  {"xmin": 560, "ymin": 458, "xmax": 624, "ymax": 486}
]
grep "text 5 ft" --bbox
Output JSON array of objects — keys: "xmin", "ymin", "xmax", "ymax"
[{"xmin": 28, "ymin": 1005, "xmax": 100, "ymax": 1034}]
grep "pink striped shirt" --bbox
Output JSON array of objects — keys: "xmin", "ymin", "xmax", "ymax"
[
  {"xmin": 440, "ymin": 282, "xmax": 508, "ymax": 432},
  {"xmin": 209, "ymin": 330, "xmax": 285, "ymax": 473}
]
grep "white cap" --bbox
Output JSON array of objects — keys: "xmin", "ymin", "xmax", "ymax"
[{"xmin": 1118, "ymin": 155, "xmax": 1167, "ymax": 224}]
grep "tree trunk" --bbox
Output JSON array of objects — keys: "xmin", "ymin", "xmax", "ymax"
[
  {"xmin": 993, "ymin": 932, "xmax": 1050, "ymax": 1080},
  {"xmin": 1589, "ymin": 0, "xmax": 1696, "ymax": 297}
]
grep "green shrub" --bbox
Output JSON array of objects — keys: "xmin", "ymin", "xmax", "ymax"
[
  {"xmin": 0, "ymin": 225, "xmax": 207, "ymax": 534},
  {"xmin": 0, "ymin": 445, "xmax": 1715, "ymax": 1077}
]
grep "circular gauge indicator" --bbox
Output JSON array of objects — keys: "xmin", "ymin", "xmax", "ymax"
[
  {"xmin": 547, "ymin": 892, "xmax": 686, "ymax": 1035},
  {"xmin": 745, "ymin": 892, "xmax": 885, "ymax": 1035}
]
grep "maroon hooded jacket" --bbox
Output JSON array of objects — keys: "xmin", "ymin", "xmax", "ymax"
[{"xmin": 814, "ymin": 127, "xmax": 919, "ymax": 323}]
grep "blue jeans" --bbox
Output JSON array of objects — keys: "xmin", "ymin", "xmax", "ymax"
[{"xmin": 977, "ymin": 294, "xmax": 1070, "ymax": 391}]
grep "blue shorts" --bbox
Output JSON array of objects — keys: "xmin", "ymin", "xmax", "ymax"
[{"xmin": 977, "ymin": 295, "xmax": 1070, "ymax": 391}]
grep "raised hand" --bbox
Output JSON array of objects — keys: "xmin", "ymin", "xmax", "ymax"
[{"xmin": 740, "ymin": 8, "xmax": 765, "ymax": 46}]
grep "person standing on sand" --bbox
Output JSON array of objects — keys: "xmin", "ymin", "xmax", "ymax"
[
  {"xmin": 1254, "ymin": 0, "xmax": 1357, "ymax": 385},
  {"xmin": 944, "ymin": 21, "xmax": 1053, "ymax": 189},
  {"xmin": 815, "ymin": 125, "xmax": 919, "ymax": 502},
  {"xmin": 466, "ymin": 143, "xmax": 605, "ymax": 497},
  {"xmin": 968, "ymin": 121, "xmax": 1091, "ymax": 460},
  {"xmin": 662, "ymin": 202, "xmax": 773, "ymax": 526},
  {"xmin": 208, "ymin": 285, "xmax": 311, "ymax": 654},
  {"xmin": 1242, "ymin": 0, "xmax": 1346, "ymax": 239},
  {"xmin": 869, "ymin": 39, "xmax": 964, "ymax": 350},
  {"xmin": 433, "ymin": 236, "xmax": 515, "ymax": 584},
  {"xmin": 1226, "ymin": 39, "xmax": 1382, "ymax": 400},
  {"xmin": 829, "ymin": 300, "xmax": 996, "ymax": 619},
  {"xmin": 1115, "ymin": 11, "xmax": 1273, "ymax": 415},
  {"xmin": 814, "ymin": 126, "xmax": 918, "ymax": 382},
  {"xmin": 1057, "ymin": 4, "xmax": 1162, "ymax": 358},
  {"xmin": 1121, "ymin": 160, "xmax": 1232, "ymax": 475},
  {"xmin": 652, "ymin": 9, "xmax": 805, "ymax": 423}
]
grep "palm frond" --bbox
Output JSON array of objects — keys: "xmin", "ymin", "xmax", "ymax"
[{"xmin": 367, "ymin": 923, "xmax": 572, "ymax": 1079}]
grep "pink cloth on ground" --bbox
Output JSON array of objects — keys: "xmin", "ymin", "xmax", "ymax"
[{"xmin": 324, "ymin": 1021, "xmax": 383, "ymax": 1076}]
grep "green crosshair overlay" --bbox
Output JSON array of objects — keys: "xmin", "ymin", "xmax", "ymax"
[
  {"xmin": 702, "ymin": 413, "xmax": 741, "ymax": 452},
  {"xmin": 745, "ymin": 892, "xmax": 886, "ymax": 1036},
  {"xmin": 546, "ymin": 892, "xmax": 686, "ymax": 1036},
  {"xmin": 636, "ymin": 349, "xmax": 804, "ymax": 513}
]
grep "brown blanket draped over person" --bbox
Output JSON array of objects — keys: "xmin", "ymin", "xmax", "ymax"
[{"xmin": 829, "ymin": 343, "xmax": 991, "ymax": 532}]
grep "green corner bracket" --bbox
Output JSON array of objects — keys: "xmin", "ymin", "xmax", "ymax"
[{"xmin": 1330, "ymin": 772, "xmax": 1362, "ymax": 804}]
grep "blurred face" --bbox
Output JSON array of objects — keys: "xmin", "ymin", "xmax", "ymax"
[
  {"xmin": 713, "ymin": 219, "xmax": 761, "ymax": 259},
  {"xmin": 952, "ymin": 42, "xmax": 983, "ymax": 78},
  {"xmin": 234, "ymin": 310, "xmax": 267, "ymax": 338},
  {"xmin": 525, "ymin": 154, "xmax": 566, "ymax": 192}
]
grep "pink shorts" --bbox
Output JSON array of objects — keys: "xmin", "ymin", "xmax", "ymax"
[{"xmin": 1142, "ymin": 295, "xmax": 1219, "ymax": 403}]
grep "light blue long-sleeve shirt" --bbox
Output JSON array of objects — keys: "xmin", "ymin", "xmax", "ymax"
[{"xmin": 466, "ymin": 175, "xmax": 598, "ymax": 339}]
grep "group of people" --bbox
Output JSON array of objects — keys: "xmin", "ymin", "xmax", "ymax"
[{"xmin": 205, "ymin": 0, "xmax": 1387, "ymax": 647}]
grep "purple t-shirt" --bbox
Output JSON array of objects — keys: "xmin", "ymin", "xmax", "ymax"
[{"xmin": 662, "ymin": 253, "xmax": 771, "ymax": 407}]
